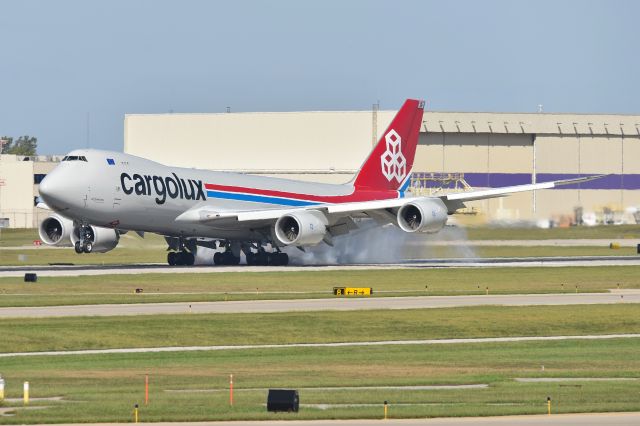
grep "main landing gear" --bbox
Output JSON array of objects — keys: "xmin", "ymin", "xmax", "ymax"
[
  {"xmin": 213, "ymin": 241, "xmax": 241, "ymax": 265},
  {"xmin": 213, "ymin": 241, "xmax": 289, "ymax": 266},
  {"xmin": 74, "ymin": 224, "xmax": 93, "ymax": 254},
  {"xmin": 166, "ymin": 236, "xmax": 196, "ymax": 266},
  {"xmin": 164, "ymin": 238, "xmax": 289, "ymax": 266}
]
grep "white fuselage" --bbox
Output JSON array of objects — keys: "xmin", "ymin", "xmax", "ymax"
[{"xmin": 39, "ymin": 149, "xmax": 386, "ymax": 241}]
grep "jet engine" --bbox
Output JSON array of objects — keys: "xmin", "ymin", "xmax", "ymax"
[
  {"xmin": 397, "ymin": 198, "xmax": 448, "ymax": 233},
  {"xmin": 38, "ymin": 213, "xmax": 74, "ymax": 247},
  {"xmin": 274, "ymin": 210, "xmax": 328, "ymax": 246},
  {"xmin": 70, "ymin": 225, "xmax": 120, "ymax": 253}
]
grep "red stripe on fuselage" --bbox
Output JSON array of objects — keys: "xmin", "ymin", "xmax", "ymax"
[{"xmin": 204, "ymin": 183, "xmax": 398, "ymax": 203}]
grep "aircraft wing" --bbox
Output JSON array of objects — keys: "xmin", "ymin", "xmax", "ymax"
[
  {"xmin": 441, "ymin": 174, "xmax": 604, "ymax": 203},
  {"xmin": 175, "ymin": 175, "xmax": 605, "ymax": 224}
]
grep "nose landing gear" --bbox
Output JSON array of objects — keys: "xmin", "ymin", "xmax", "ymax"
[{"xmin": 74, "ymin": 224, "xmax": 94, "ymax": 253}]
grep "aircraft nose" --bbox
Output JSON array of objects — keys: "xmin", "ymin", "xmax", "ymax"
[
  {"xmin": 38, "ymin": 174, "xmax": 53, "ymax": 199},
  {"xmin": 38, "ymin": 167, "xmax": 68, "ymax": 208}
]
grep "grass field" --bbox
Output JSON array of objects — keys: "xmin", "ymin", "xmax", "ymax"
[
  {"xmin": 0, "ymin": 285, "xmax": 638, "ymax": 422},
  {"xmin": 2, "ymin": 225, "xmax": 639, "ymax": 422},
  {"xmin": 0, "ymin": 266, "xmax": 638, "ymax": 307},
  {"xmin": 0, "ymin": 338, "xmax": 638, "ymax": 423},
  {"xmin": 1, "ymin": 304, "xmax": 639, "ymax": 353}
]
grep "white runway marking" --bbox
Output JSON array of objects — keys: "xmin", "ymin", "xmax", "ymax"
[{"xmin": 1, "ymin": 333, "xmax": 637, "ymax": 358}]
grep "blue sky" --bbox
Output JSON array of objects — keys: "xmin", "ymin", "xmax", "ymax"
[{"xmin": 1, "ymin": 0, "xmax": 638, "ymax": 154}]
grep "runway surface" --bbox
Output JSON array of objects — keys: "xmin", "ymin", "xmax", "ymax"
[
  {"xmin": 18, "ymin": 412, "xmax": 640, "ymax": 425},
  {"xmin": 1, "ymin": 333, "xmax": 637, "ymax": 358},
  {"xmin": 1, "ymin": 255, "xmax": 639, "ymax": 277},
  {"xmin": 0, "ymin": 292, "xmax": 637, "ymax": 318}
]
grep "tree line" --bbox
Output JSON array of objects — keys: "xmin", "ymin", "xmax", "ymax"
[{"xmin": 0, "ymin": 136, "xmax": 38, "ymax": 156}]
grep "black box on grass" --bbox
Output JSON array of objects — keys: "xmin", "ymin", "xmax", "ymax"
[{"xmin": 267, "ymin": 389, "xmax": 299, "ymax": 412}]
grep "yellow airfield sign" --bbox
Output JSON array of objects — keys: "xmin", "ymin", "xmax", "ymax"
[{"xmin": 333, "ymin": 287, "xmax": 372, "ymax": 296}]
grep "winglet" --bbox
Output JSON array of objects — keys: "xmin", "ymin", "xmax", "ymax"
[{"xmin": 551, "ymin": 174, "xmax": 608, "ymax": 187}]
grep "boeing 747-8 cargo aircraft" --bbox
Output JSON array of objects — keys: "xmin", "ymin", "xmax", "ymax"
[{"xmin": 37, "ymin": 99, "xmax": 599, "ymax": 266}]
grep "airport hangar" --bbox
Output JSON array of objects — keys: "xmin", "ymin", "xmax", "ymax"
[
  {"xmin": 124, "ymin": 108, "xmax": 640, "ymax": 224},
  {"xmin": 1, "ymin": 108, "xmax": 640, "ymax": 228}
]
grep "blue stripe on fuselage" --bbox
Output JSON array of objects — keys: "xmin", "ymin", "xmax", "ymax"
[
  {"xmin": 398, "ymin": 176, "xmax": 412, "ymax": 197},
  {"xmin": 206, "ymin": 190, "xmax": 319, "ymax": 206}
]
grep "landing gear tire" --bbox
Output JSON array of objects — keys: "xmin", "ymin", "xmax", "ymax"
[
  {"xmin": 180, "ymin": 251, "xmax": 195, "ymax": 266},
  {"xmin": 249, "ymin": 251, "xmax": 288, "ymax": 266},
  {"xmin": 83, "ymin": 242, "xmax": 93, "ymax": 253},
  {"xmin": 74, "ymin": 241, "xmax": 83, "ymax": 254},
  {"xmin": 223, "ymin": 252, "xmax": 240, "ymax": 265},
  {"xmin": 267, "ymin": 252, "xmax": 288, "ymax": 266},
  {"xmin": 167, "ymin": 251, "xmax": 194, "ymax": 266},
  {"xmin": 214, "ymin": 251, "xmax": 240, "ymax": 265},
  {"xmin": 273, "ymin": 252, "xmax": 289, "ymax": 266},
  {"xmin": 256, "ymin": 251, "xmax": 269, "ymax": 266}
]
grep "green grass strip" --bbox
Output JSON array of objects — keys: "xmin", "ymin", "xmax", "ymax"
[{"xmin": 1, "ymin": 304, "xmax": 639, "ymax": 353}]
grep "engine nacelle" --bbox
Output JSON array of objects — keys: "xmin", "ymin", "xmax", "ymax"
[
  {"xmin": 38, "ymin": 214, "xmax": 74, "ymax": 247},
  {"xmin": 274, "ymin": 210, "xmax": 328, "ymax": 246},
  {"xmin": 71, "ymin": 225, "xmax": 120, "ymax": 253},
  {"xmin": 397, "ymin": 198, "xmax": 448, "ymax": 233}
]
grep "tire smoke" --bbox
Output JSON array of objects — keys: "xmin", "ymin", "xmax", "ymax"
[{"xmin": 285, "ymin": 220, "xmax": 476, "ymax": 265}]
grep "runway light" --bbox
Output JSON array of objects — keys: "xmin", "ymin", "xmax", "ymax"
[
  {"xmin": 133, "ymin": 403, "xmax": 139, "ymax": 423},
  {"xmin": 383, "ymin": 400, "xmax": 388, "ymax": 420},
  {"xmin": 23, "ymin": 381, "xmax": 29, "ymax": 405},
  {"xmin": 547, "ymin": 396, "xmax": 551, "ymax": 415}
]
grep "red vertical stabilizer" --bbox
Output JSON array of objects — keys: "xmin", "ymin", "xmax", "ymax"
[{"xmin": 353, "ymin": 99, "xmax": 424, "ymax": 192}]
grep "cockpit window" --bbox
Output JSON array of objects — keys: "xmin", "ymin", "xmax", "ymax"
[{"xmin": 62, "ymin": 156, "xmax": 88, "ymax": 162}]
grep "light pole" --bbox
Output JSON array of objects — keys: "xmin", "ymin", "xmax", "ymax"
[{"xmin": 0, "ymin": 139, "xmax": 6, "ymax": 235}]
